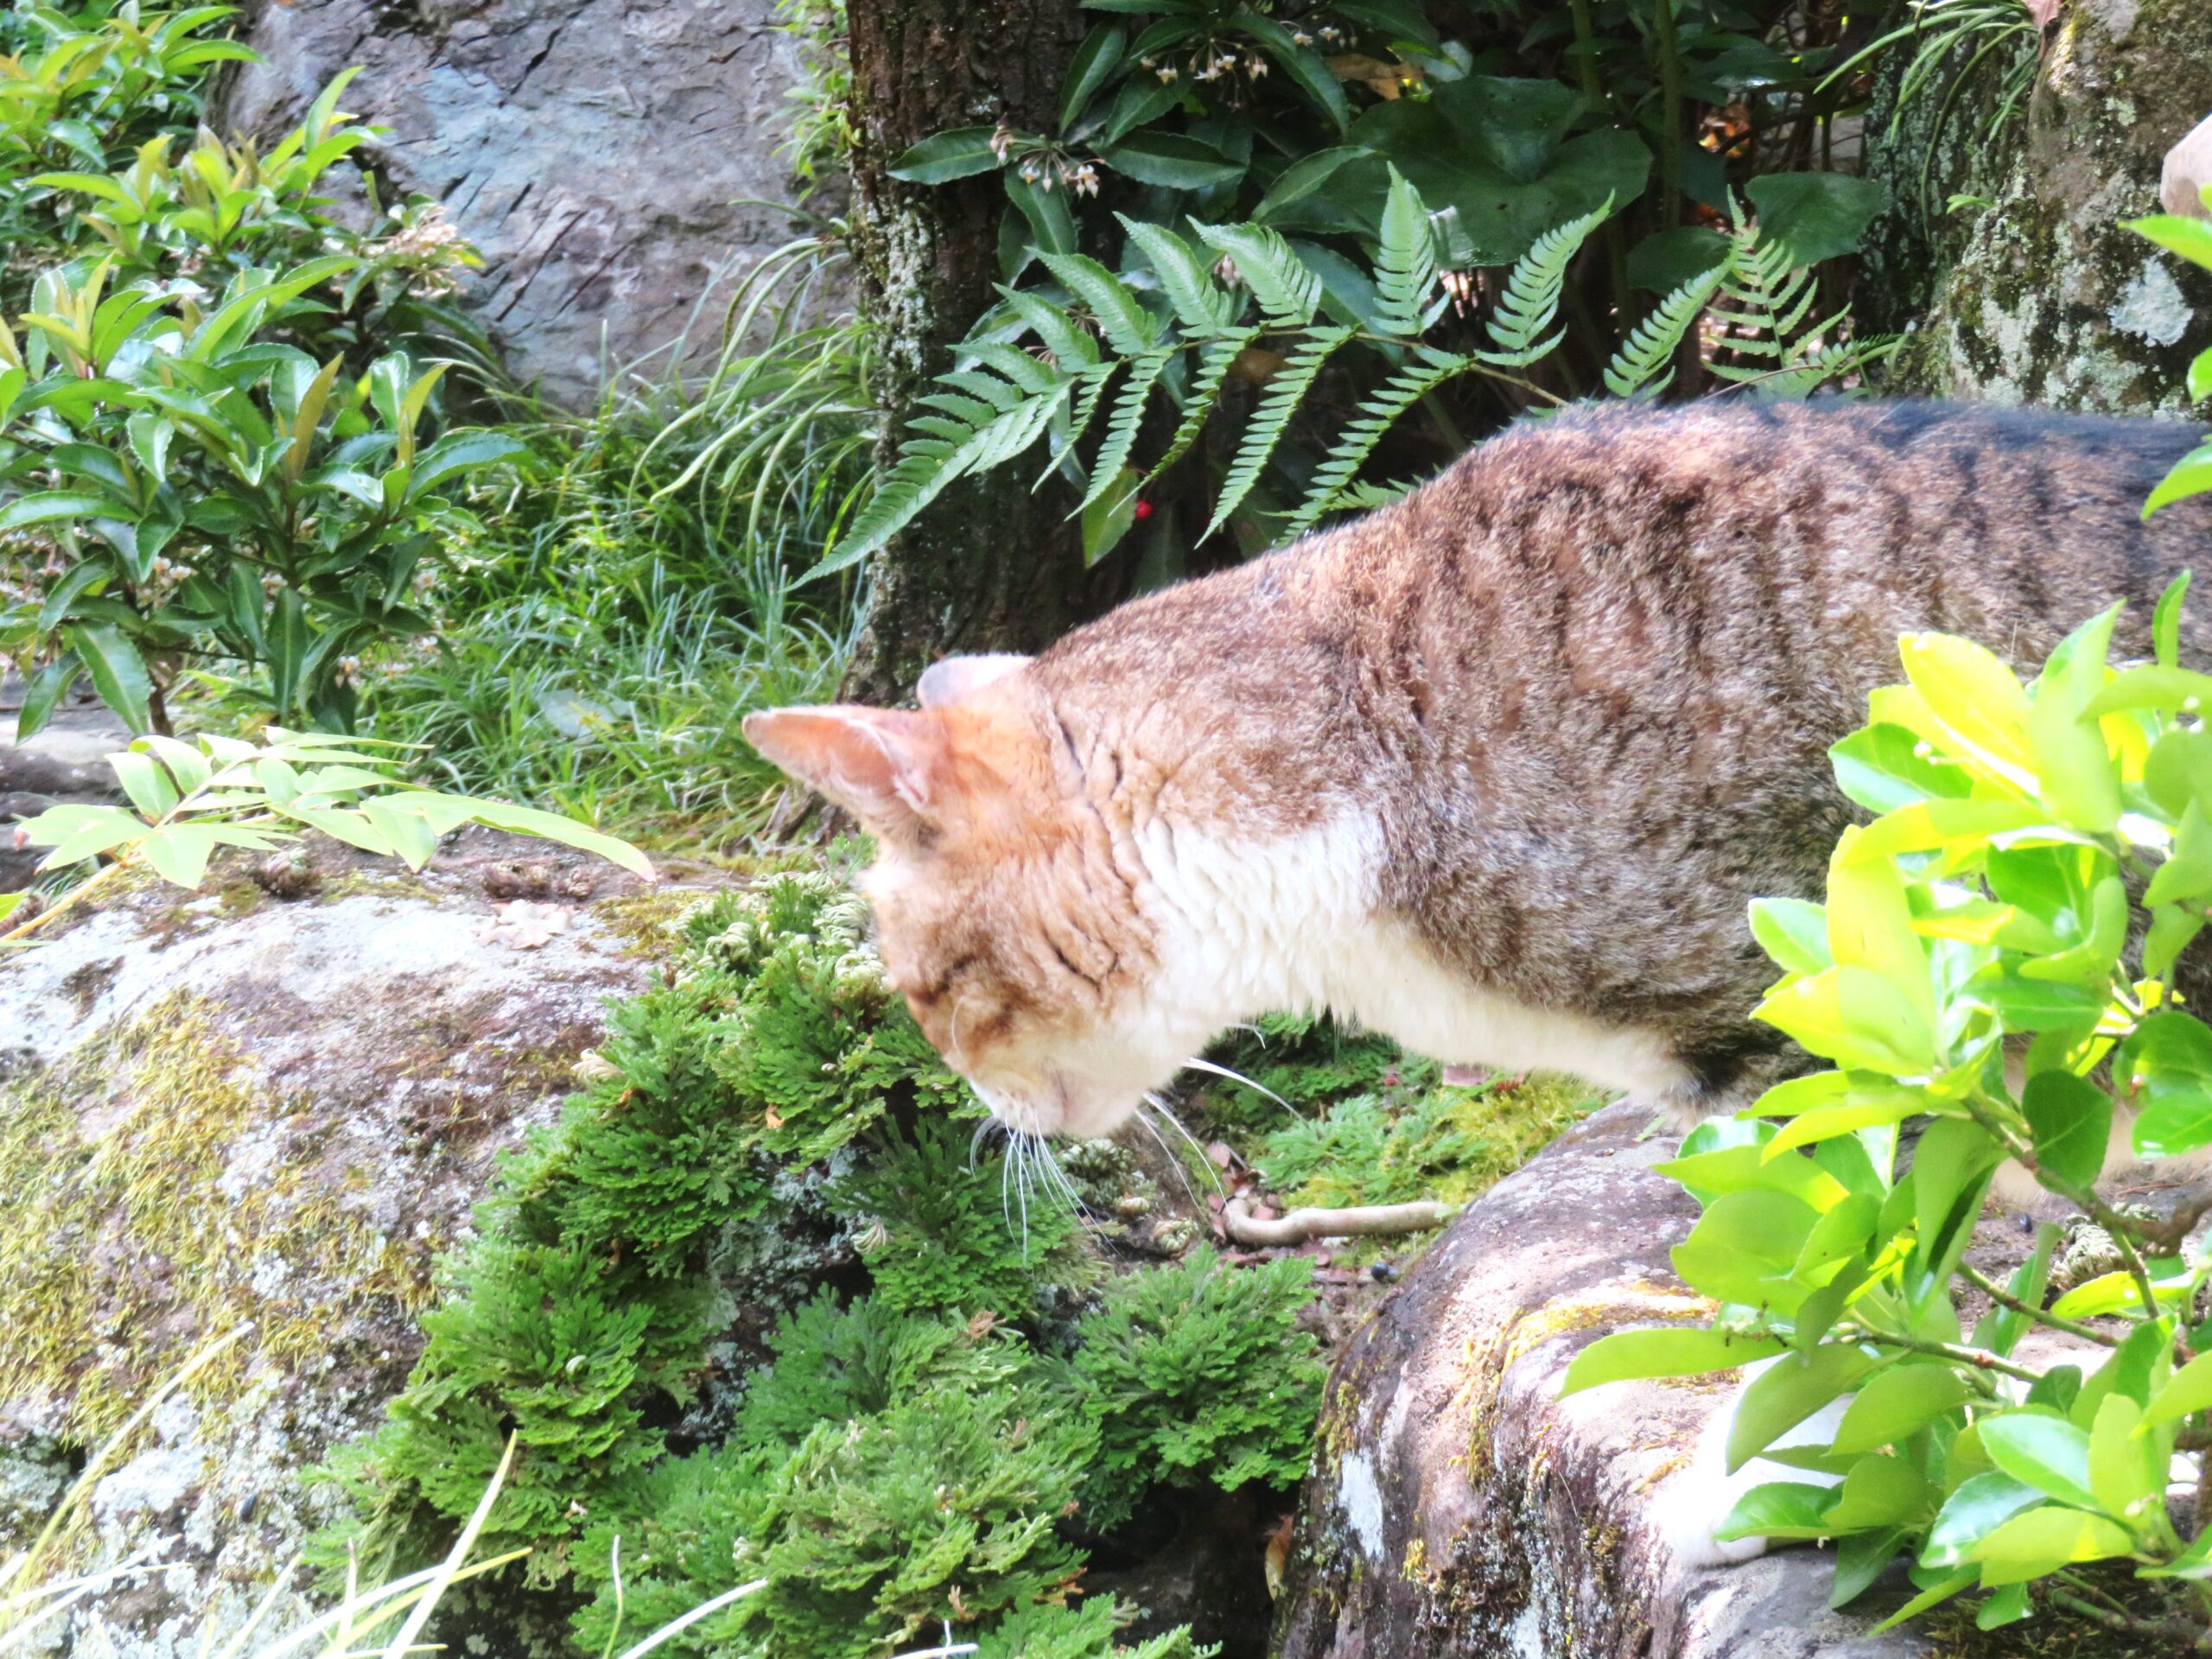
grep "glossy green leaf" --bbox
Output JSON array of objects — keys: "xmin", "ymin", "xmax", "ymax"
[
  {"xmin": 888, "ymin": 127, "xmax": 1002, "ymax": 184},
  {"xmin": 1726, "ymin": 1344, "xmax": 1880, "ymax": 1472},
  {"xmin": 2019, "ymin": 1069, "xmax": 2111, "ymax": 1189},
  {"xmin": 1830, "ymin": 1366, "xmax": 1969, "ymax": 1456},
  {"xmin": 1967, "ymin": 1505, "xmax": 2133, "ymax": 1584},
  {"xmin": 1975, "ymin": 1413, "xmax": 2098, "ymax": 1511},
  {"xmin": 1558, "ymin": 1328, "xmax": 1784, "ymax": 1396},
  {"xmin": 1754, "ymin": 966, "xmax": 1936, "ymax": 1076},
  {"xmin": 62, "ymin": 620, "xmax": 153, "ymax": 732}
]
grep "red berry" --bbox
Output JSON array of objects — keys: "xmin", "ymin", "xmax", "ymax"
[{"xmin": 1132, "ymin": 499, "xmax": 1154, "ymax": 521}]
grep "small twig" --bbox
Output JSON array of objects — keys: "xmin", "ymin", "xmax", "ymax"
[
  {"xmin": 2044, "ymin": 1585, "xmax": 2212, "ymax": 1649},
  {"xmin": 1958, "ymin": 1262, "xmax": 2117, "ymax": 1347},
  {"xmin": 1835, "ymin": 1323, "xmax": 2042, "ymax": 1387},
  {"xmin": 1222, "ymin": 1197, "xmax": 1456, "ymax": 1248},
  {"xmin": 1956, "ymin": 1096, "xmax": 2165, "ymax": 1319}
]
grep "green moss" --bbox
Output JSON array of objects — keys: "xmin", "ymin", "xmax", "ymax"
[{"xmin": 0, "ymin": 995, "xmax": 429, "ymax": 1443}]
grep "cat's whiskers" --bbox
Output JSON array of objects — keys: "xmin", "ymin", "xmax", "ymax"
[
  {"xmin": 1180, "ymin": 1056, "xmax": 1301, "ymax": 1119},
  {"xmin": 1141, "ymin": 1092, "xmax": 1228, "ymax": 1199},
  {"xmin": 1134, "ymin": 1096, "xmax": 1205, "ymax": 1212}
]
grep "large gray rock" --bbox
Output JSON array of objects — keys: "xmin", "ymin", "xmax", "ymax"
[
  {"xmin": 220, "ymin": 0, "xmax": 842, "ymax": 404},
  {"xmin": 0, "ymin": 832, "xmax": 716, "ymax": 1658},
  {"xmin": 1272, "ymin": 1105, "xmax": 1932, "ymax": 1659},
  {"xmin": 1887, "ymin": 0, "xmax": 2212, "ymax": 410}
]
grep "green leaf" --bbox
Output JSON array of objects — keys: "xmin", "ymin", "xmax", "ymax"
[
  {"xmin": 2019, "ymin": 1069, "xmax": 2112, "ymax": 1190},
  {"xmin": 1081, "ymin": 467, "xmax": 1140, "ymax": 569},
  {"xmin": 889, "ymin": 127, "xmax": 1003, "ymax": 183},
  {"xmin": 1967, "ymin": 1504, "xmax": 2133, "ymax": 1584},
  {"xmin": 1037, "ymin": 251, "xmax": 1160, "ymax": 355},
  {"xmin": 2147, "ymin": 1351, "xmax": 2212, "ymax": 1426},
  {"xmin": 1897, "ymin": 632, "xmax": 2033, "ymax": 775},
  {"xmin": 1711, "ymin": 1480, "xmax": 1836, "ymax": 1542},
  {"xmin": 1818, "ymin": 1453, "xmax": 1936, "ymax": 1533},
  {"xmin": 16, "ymin": 652, "xmax": 81, "ymax": 741},
  {"xmin": 1919, "ymin": 1473, "xmax": 2044, "ymax": 1569},
  {"xmin": 25, "ymin": 803, "xmax": 147, "ymax": 868},
  {"xmin": 267, "ymin": 587, "xmax": 309, "ymax": 716},
  {"xmin": 1096, "ymin": 131, "xmax": 1243, "ymax": 191},
  {"xmin": 2129, "ymin": 212, "xmax": 2212, "ymax": 272},
  {"xmin": 1191, "ymin": 221, "xmax": 1322, "ymax": 327},
  {"xmin": 1976, "ymin": 1414, "xmax": 2099, "ymax": 1512},
  {"xmin": 1118, "ymin": 217, "xmax": 1233, "ymax": 330},
  {"xmin": 1745, "ymin": 172, "xmax": 1885, "ymax": 268},
  {"xmin": 1480, "ymin": 199, "xmax": 1611, "ymax": 366},
  {"xmin": 1557, "ymin": 1327, "xmax": 1784, "ymax": 1396},
  {"xmin": 1004, "ymin": 172, "xmax": 1079, "ymax": 259},
  {"xmin": 1830, "ymin": 1366, "xmax": 1969, "ymax": 1456},
  {"xmin": 2145, "ymin": 801, "xmax": 2212, "ymax": 906},
  {"xmin": 108, "ymin": 749, "xmax": 178, "ymax": 821},
  {"xmin": 0, "ymin": 490, "xmax": 111, "ymax": 531},
  {"xmin": 2154, "ymin": 570, "xmax": 2191, "ymax": 668},
  {"xmin": 1370, "ymin": 168, "xmax": 1438, "ymax": 339},
  {"xmin": 61, "ymin": 620, "xmax": 153, "ymax": 733},
  {"xmin": 1829, "ymin": 722, "xmax": 1971, "ymax": 814},
  {"xmin": 1727, "ymin": 1344, "xmax": 1880, "ymax": 1471},
  {"xmin": 463, "ymin": 801, "xmax": 656, "ymax": 880},
  {"xmin": 1754, "ymin": 966, "xmax": 1936, "ymax": 1076},
  {"xmin": 1059, "ymin": 22, "xmax": 1127, "ymax": 130},
  {"xmin": 2086, "ymin": 1394, "xmax": 2164, "ymax": 1522}
]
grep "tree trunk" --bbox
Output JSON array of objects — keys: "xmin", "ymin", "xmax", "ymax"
[
  {"xmin": 1878, "ymin": 0, "xmax": 2212, "ymax": 410},
  {"xmin": 840, "ymin": 0, "xmax": 1090, "ymax": 705}
]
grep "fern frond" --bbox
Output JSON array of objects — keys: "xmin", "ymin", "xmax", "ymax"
[
  {"xmin": 809, "ymin": 372, "xmax": 1072, "ymax": 579},
  {"xmin": 1039, "ymin": 251, "xmax": 1160, "ymax": 356},
  {"xmin": 1372, "ymin": 168, "xmax": 1438, "ymax": 339},
  {"xmin": 1202, "ymin": 326, "xmax": 1354, "ymax": 542},
  {"xmin": 1141, "ymin": 326, "xmax": 1261, "ymax": 487},
  {"xmin": 1477, "ymin": 198, "xmax": 1611, "ymax": 367},
  {"xmin": 1080, "ymin": 349, "xmax": 1174, "ymax": 512},
  {"xmin": 1039, "ymin": 361, "xmax": 1117, "ymax": 486},
  {"xmin": 1277, "ymin": 346, "xmax": 1466, "ymax": 542},
  {"xmin": 995, "ymin": 289, "xmax": 1101, "ymax": 371},
  {"xmin": 1119, "ymin": 216, "xmax": 1237, "ymax": 333},
  {"xmin": 1193, "ymin": 222, "xmax": 1323, "ymax": 327},
  {"xmin": 1602, "ymin": 264, "xmax": 1727, "ymax": 398},
  {"xmin": 1333, "ymin": 478, "xmax": 1420, "ymax": 512}
]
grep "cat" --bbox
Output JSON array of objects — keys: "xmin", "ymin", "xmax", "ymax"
[{"xmin": 745, "ymin": 399, "xmax": 2212, "ymax": 1149}]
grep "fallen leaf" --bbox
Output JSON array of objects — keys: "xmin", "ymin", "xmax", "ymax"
[
  {"xmin": 481, "ymin": 899, "xmax": 570, "ymax": 949},
  {"xmin": 2024, "ymin": 0, "xmax": 2060, "ymax": 26}
]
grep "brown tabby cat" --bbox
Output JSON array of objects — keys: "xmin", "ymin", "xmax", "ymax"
[{"xmin": 746, "ymin": 400, "xmax": 2212, "ymax": 1143}]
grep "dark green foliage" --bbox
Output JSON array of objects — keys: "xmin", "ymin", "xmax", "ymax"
[
  {"xmin": 574, "ymin": 1377, "xmax": 1096, "ymax": 1659},
  {"xmin": 1200, "ymin": 1010, "xmax": 1410, "ymax": 1127},
  {"xmin": 1072, "ymin": 1248, "xmax": 1324, "ymax": 1531},
  {"xmin": 836, "ymin": 1119, "xmax": 1085, "ymax": 1319},
  {"xmin": 974, "ymin": 1595, "xmax": 1215, "ymax": 1659},
  {"xmin": 732, "ymin": 1292, "xmax": 1031, "ymax": 1451},
  {"xmin": 520, "ymin": 975, "xmax": 763, "ymax": 1266}
]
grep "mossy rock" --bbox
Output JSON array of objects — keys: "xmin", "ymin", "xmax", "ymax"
[
  {"xmin": 0, "ymin": 830, "xmax": 732, "ymax": 1658},
  {"xmin": 1888, "ymin": 0, "xmax": 2212, "ymax": 412}
]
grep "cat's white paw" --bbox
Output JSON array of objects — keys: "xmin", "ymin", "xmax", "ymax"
[{"xmin": 1648, "ymin": 1359, "xmax": 1851, "ymax": 1573}]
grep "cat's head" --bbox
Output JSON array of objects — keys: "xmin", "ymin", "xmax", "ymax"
[{"xmin": 744, "ymin": 655, "xmax": 1205, "ymax": 1138}]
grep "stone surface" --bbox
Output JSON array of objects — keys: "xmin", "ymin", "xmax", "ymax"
[
  {"xmin": 1889, "ymin": 0, "xmax": 2212, "ymax": 410},
  {"xmin": 1, "ymin": 674, "xmax": 130, "ymax": 894},
  {"xmin": 1271, "ymin": 1104, "xmax": 1933, "ymax": 1659},
  {"xmin": 0, "ymin": 830, "xmax": 724, "ymax": 1658},
  {"xmin": 219, "ymin": 0, "xmax": 843, "ymax": 405}
]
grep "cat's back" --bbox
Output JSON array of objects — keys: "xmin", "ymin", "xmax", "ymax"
[{"xmin": 1337, "ymin": 398, "xmax": 2212, "ymax": 675}]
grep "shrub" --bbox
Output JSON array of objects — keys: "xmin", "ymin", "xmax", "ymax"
[
  {"xmin": 1072, "ymin": 1246, "xmax": 1324, "ymax": 1530},
  {"xmin": 1564, "ymin": 581, "xmax": 2212, "ymax": 1640},
  {"xmin": 975, "ymin": 1595, "xmax": 1214, "ymax": 1659},
  {"xmin": 834, "ymin": 1117, "xmax": 1087, "ymax": 1319}
]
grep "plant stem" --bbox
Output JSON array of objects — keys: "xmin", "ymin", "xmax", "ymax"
[
  {"xmin": 1958, "ymin": 1261, "xmax": 2117, "ymax": 1347},
  {"xmin": 0, "ymin": 856, "xmax": 129, "ymax": 944},
  {"xmin": 2044, "ymin": 1586, "xmax": 2212, "ymax": 1650},
  {"xmin": 1566, "ymin": 0, "xmax": 1634, "ymax": 334},
  {"xmin": 1955, "ymin": 1095, "xmax": 2165, "ymax": 1320},
  {"xmin": 1650, "ymin": 0, "xmax": 1685, "ymax": 233},
  {"xmin": 1835, "ymin": 1322, "xmax": 2042, "ymax": 1386}
]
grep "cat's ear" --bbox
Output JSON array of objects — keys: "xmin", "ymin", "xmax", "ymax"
[
  {"xmin": 741, "ymin": 705, "xmax": 948, "ymax": 830},
  {"xmin": 916, "ymin": 653, "xmax": 1031, "ymax": 709}
]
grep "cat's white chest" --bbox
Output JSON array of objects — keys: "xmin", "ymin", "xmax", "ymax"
[{"xmin": 1145, "ymin": 814, "xmax": 1692, "ymax": 1103}]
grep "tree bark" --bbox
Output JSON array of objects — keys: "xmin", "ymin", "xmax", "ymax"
[{"xmin": 840, "ymin": 0, "xmax": 1091, "ymax": 704}]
